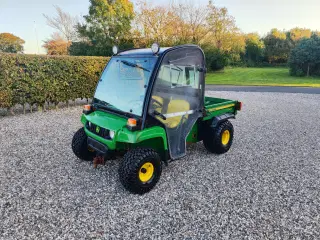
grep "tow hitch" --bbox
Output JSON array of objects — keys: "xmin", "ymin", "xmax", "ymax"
[
  {"xmin": 88, "ymin": 137, "xmax": 109, "ymax": 168},
  {"xmin": 93, "ymin": 155, "xmax": 105, "ymax": 168}
]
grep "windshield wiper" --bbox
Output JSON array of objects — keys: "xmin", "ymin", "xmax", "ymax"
[
  {"xmin": 93, "ymin": 99, "xmax": 117, "ymax": 109},
  {"xmin": 121, "ymin": 60, "xmax": 150, "ymax": 72},
  {"xmin": 93, "ymin": 99, "xmax": 133, "ymax": 118}
]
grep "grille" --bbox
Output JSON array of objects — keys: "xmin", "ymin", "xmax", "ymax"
[{"xmin": 86, "ymin": 122, "xmax": 111, "ymax": 139}]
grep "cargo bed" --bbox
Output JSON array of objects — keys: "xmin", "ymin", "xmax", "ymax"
[{"xmin": 203, "ymin": 96, "xmax": 240, "ymax": 120}]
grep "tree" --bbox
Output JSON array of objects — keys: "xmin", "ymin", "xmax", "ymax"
[
  {"xmin": 288, "ymin": 28, "xmax": 312, "ymax": 43},
  {"xmin": 289, "ymin": 34, "xmax": 320, "ymax": 77},
  {"xmin": 204, "ymin": 48, "xmax": 228, "ymax": 71},
  {"xmin": 69, "ymin": 41, "xmax": 97, "ymax": 56},
  {"xmin": 285, "ymin": 28, "xmax": 312, "ymax": 52},
  {"xmin": 0, "ymin": 33, "xmax": 25, "ymax": 53},
  {"xmin": 171, "ymin": 2, "xmax": 209, "ymax": 44},
  {"xmin": 263, "ymin": 28, "xmax": 290, "ymax": 63},
  {"xmin": 133, "ymin": 1, "xmax": 208, "ymax": 47},
  {"xmin": 205, "ymin": 4, "xmax": 244, "ymax": 51},
  {"xmin": 133, "ymin": 3, "xmax": 179, "ymax": 47},
  {"xmin": 312, "ymin": 31, "xmax": 320, "ymax": 36},
  {"xmin": 76, "ymin": 0, "xmax": 134, "ymax": 56},
  {"xmin": 43, "ymin": 5, "xmax": 78, "ymax": 42},
  {"xmin": 244, "ymin": 33, "xmax": 265, "ymax": 65},
  {"xmin": 43, "ymin": 33, "xmax": 70, "ymax": 55},
  {"xmin": 204, "ymin": 3, "xmax": 245, "ymax": 66}
]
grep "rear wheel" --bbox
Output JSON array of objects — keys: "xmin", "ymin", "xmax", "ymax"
[
  {"xmin": 118, "ymin": 148, "xmax": 162, "ymax": 194},
  {"xmin": 71, "ymin": 127, "xmax": 94, "ymax": 161},
  {"xmin": 203, "ymin": 120, "xmax": 234, "ymax": 154}
]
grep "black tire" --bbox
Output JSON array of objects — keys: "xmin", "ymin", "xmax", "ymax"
[
  {"xmin": 118, "ymin": 148, "xmax": 162, "ymax": 194},
  {"xmin": 71, "ymin": 127, "xmax": 94, "ymax": 161},
  {"xmin": 203, "ymin": 120, "xmax": 234, "ymax": 154}
]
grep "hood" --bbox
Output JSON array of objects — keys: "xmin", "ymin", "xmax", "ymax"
[{"xmin": 84, "ymin": 110, "xmax": 128, "ymax": 131}]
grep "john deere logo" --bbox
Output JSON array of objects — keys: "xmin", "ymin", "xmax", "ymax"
[{"xmin": 96, "ymin": 126, "xmax": 100, "ymax": 133}]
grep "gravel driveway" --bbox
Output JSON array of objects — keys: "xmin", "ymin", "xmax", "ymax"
[{"xmin": 1, "ymin": 91, "xmax": 320, "ymax": 239}]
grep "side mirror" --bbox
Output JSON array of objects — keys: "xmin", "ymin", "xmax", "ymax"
[{"xmin": 197, "ymin": 67, "xmax": 206, "ymax": 73}]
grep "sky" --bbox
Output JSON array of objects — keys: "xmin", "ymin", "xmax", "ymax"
[{"xmin": 0, "ymin": 0, "xmax": 320, "ymax": 54}]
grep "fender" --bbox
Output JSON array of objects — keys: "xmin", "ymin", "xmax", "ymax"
[
  {"xmin": 211, "ymin": 113, "xmax": 235, "ymax": 128},
  {"xmin": 117, "ymin": 126, "xmax": 168, "ymax": 151}
]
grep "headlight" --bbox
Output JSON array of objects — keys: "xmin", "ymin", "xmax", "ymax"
[{"xmin": 109, "ymin": 130, "xmax": 115, "ymax": 139}]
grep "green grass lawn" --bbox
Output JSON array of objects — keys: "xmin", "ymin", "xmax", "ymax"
[{"xmin": 206, "ymin": 67, "xmax": 320, "ymax": 87}]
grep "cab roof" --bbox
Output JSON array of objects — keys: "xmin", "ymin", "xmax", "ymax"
[
  {"xmin": 117, "ymin": 47, "xmax": 171, "ymax": 57},
  {"xmin": 116, "ymin": 45, "xmax": 201, "ymax": 57}
]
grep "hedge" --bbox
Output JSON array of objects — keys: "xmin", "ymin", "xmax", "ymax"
[{"xmin": 0, "ymin": 53, "xmax": 109, "ymax": 111}]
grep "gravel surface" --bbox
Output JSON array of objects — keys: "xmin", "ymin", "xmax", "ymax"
[{"xmin": 1, "ymin": 91, "xmax": 320, "ymax": 239}]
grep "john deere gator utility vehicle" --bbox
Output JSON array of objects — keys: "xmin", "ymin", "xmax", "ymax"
[{"xmin": 72, "ymin": 44, "xmax": 242, "ymax": 194}]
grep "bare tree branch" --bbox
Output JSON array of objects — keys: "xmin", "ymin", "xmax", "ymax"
[{"xmin": 43, "ymin": 5, "xmax": 78, "ymax": 42}]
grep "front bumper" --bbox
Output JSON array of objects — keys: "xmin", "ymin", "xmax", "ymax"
[{"xmin": 87, "ymin": 137, "xmax": 109, "ymax": 156}]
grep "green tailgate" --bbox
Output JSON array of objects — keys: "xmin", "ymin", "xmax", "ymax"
[{"xmin": 203, "ymin": 96, "xmax": 239, "ymax": 121}]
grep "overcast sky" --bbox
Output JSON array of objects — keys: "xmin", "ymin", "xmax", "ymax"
[{"xmin": 0, "ymin": 0, "xmax": 319, "ymax": 54}]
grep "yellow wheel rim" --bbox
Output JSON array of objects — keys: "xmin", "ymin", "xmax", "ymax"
[
  {"xmin": 221, "ymin": 130, "xmax": 230, "ymax": 145},
  {"xmin": 139, "ymin": 162, "xmax": 154, "ymax": 183}
]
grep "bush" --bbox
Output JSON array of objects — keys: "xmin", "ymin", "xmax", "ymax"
[
  {"xmin": 69, "ymin": 42, "xmax": 109, "ymax": 56},
  {"xmin": 289, "ymin": 35, "xmax": 320, "ymax": 77},
  {"xmin": 0, "ymin": 53, "xmax": 109, "ymax": 110},
  {"xmin": 204, "ymin": 48, "xmax": 228, "ymax": 71},
  {"xmin": 69, "ymin": 41, "xmax": 134, "ymax": 57}
]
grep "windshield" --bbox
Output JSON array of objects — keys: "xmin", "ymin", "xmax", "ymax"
[{"xmin": 94, "ymin": 56, "xmax": 157, "ymax": 116}]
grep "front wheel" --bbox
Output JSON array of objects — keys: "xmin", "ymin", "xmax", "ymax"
[
  {"xmin": 71, "ymin": 127, "xmax": 94, "ymax": 161},
  {"xmin": 118, "ymin": 148, "xmax": 162, "ymax": 194},
  {"xmin": 203, "ymin": 120, "xmax": 234, "ymax": 154}
]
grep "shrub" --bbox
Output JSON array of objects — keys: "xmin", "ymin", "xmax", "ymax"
[
  {"xmin": 0, "ymin": 53, "xmax": 109, "ymax": 110},
  {"xmin": 289, "ymin": 35, "xmax": 320, "ymax": 77},
  {"xmin": 204, "ymin": 48, "xmax": 228, "ymax": 71},
  {"xmin": 69, "ymin": 41, "xmax": 134, "ymax": 57}
]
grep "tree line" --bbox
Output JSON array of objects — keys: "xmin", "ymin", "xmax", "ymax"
[
  {"xmin": 1, "ymin": 0, "xmax": 320, "ymax": 76},
  {"xmin": 41, "ymin": 0, "xmax": 320, "ymax": 75}
]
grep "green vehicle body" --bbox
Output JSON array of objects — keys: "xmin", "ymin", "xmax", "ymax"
[
  {"xmin": 81, "ymin": 95, "xmax": 240, "ymax": 161},
  {"xmin": 73, "ymin": 44, "xmax": 242, "ymax": 193},
  {"xmin": 81, "ymin": 112, "xmax": 168, "ymax": 154},
  {"xmin": 77, "ymin": 44, "xmax": 241, "ymax": 162}
]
